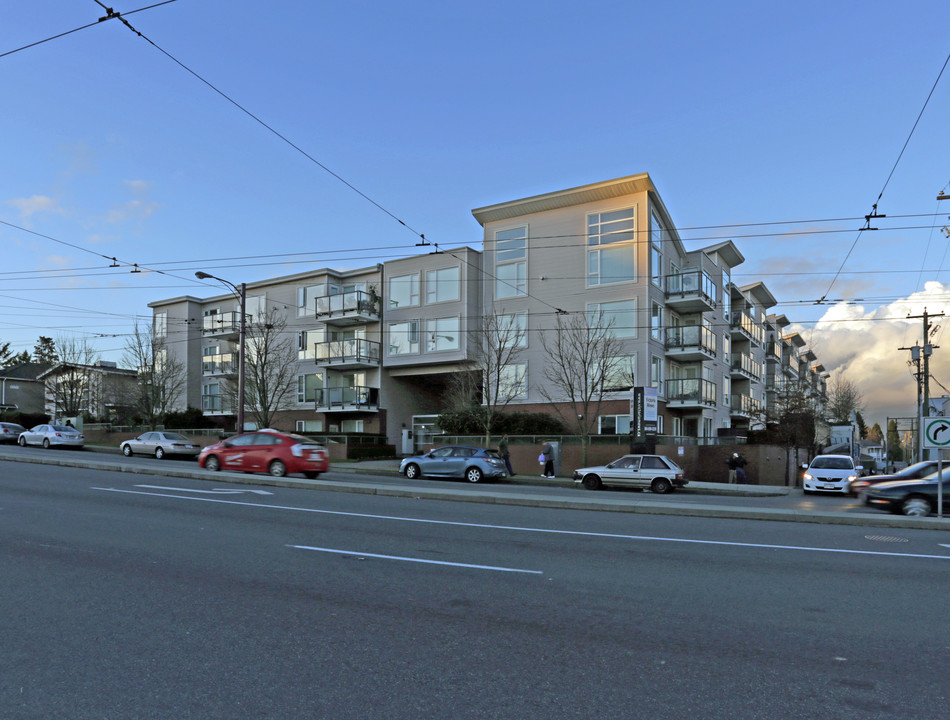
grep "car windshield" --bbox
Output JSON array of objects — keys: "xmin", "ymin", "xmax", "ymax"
[{"xmin": 810, "ymin": 457, "xmax": 854, "ymax": 470}]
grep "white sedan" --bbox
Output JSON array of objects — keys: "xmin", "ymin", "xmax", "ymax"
[
  {"xmin": 573, "ymin": 454, "xmax": 688, "ymax": 493},
  {"xmin": 18, "ymin": 424, "xmax": 84, "ymax": 449},
  {"xmin": 121, "ymin": 431, "xmax": 201, "ymax": 459}
]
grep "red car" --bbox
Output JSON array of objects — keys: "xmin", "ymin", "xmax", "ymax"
[{"xmin": 198, "ymin": 429, "xmax": 329, "ymax": 479}]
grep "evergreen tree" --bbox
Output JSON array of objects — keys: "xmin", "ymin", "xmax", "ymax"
[{"xmin": 33, "ymin": 336, "xmax": 58, "ymax": 364}]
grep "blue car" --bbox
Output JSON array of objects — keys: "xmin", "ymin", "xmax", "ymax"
[{"xmin": 400, "ymin": 446, "xmax": 507, "ymax": 483}]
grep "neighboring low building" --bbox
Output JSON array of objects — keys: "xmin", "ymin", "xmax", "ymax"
[
  {"xmin": 39, "ymin": 361, "xmax": 138, "ymax": 422},
  {"xmin": 0, "ymin": 362, "xmax": 51, "ymax": 415}
]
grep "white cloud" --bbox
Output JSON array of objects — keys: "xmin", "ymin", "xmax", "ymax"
[{"xmin": 7, "ymin": 195, "xmax": 62, "ymax": 220}]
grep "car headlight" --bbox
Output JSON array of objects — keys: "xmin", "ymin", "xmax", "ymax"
[
  {"xmin": 847, "ymin": 475, "xmax": 857, "ymax": 482},
  {"xmin": 803, "ymin": 472, "xmax": 813, "ymax": 481}
]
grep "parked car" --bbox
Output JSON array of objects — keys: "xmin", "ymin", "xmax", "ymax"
[
  {"xmin": 399, "ymin": 446, "xmax": 507, "ymax": 483},
  {"xmin": 0, "ymin": 422, "xmax": 26, "ymax": 443},
  {"xmin": 864, "ymin": 472, "xmax": 950, "ymax": 516},
  {"xmin": 198, "ymin": 429, "xmax": 328, "ymax": 478},
  {"xmin": 121, "ymin": 431, "xmax": 201, "ymax": 459},
  {"xmin": 802, "ymin": 454, "xmax": 861, "ymax": 494},
  {"xmin": 573, "ymin": 454, "xmax": 687, "ymax": 493},
  {"xmin": 847, "ymin": 460, "xmax": 939, "ymax": 497},
  {"xmin": 17, "ymin": 424, "xmax": 84, "ymax": 449}
]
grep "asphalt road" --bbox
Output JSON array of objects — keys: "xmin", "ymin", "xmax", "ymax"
[{"xmin": 2, "ymin": 460, "xmax": 949, "ymax": 719}]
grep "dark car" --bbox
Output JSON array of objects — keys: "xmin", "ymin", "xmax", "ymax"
[
  {"xmin": 0, "ymin": 422, "xmax": 26, "ymax": 443},
  {"xmin": 864, "ymin": 472, "xmax": 950, "ymax": 517},
  {"xmin": 848, "ymin": 460, "xmax": 940, "ymax": 497},
  {"xmin": 399, "ymin": 446, "xmax": 507, "ymax": 483},
  {"xmin": 198, "ymin": 429, "xmax": 329, "ymax": 479}
]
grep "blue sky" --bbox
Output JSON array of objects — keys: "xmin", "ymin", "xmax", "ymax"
[{"xmin": 2, "ymin": 0, "xmax": 949, "ymax": 426}]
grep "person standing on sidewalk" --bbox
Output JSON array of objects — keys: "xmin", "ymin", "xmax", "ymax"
[
  {"xmin": 735, "ymin": 453, "xmax": 748, "ymax": 484},
  {"xmin": 498, "ymin": 434, "xmax": 514, "ymax": 476},
  {"xmin": 727, "ymin": 453, "xmax": 739, "ymax": 484},
  {"xmin": 541, "ymin": 441, "xmax": 555, "ymax": 478}
]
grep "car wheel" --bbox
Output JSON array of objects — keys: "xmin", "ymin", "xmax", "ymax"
[
  {"xmin": 582, "ymin": 474, "xmax": 602, "ymax": 491},
  {"xmin": 404, "ymin": 463, "xmax": 421, "ymax": 480},
  {"xmin": 155, "ymin": 447, "xmax": 165, "ymax": 459},
  {"xmin": 465, "ymin": 466, "xmax": 483, "ymax": 483},
  {"xmin": 651, "ymin": 477, "xmax": 673, "ymax": 494},
  {"xmin": 205, "ymin": 455, "xmax": 221, "ymax": 472},
  {"xmin": 269, "ymin": 459, "xmax": 287, "ymax": 477},
  {"xmin": 18, "ymin": 436, "xmax": 26, "ymax": 447},
  {"xmin": 42, "ymin": 438, "xmax": 50, "ymax": 449},
  {"xmin": 303, "ymin": 471, "xmax": 319, "ymax": 479},
  {"xmin": 122, "ymin": 444, "xmax": 133, "ymax": 457},
  {"xmin": 901, "ymin": 496, "xmax": 932, "ymax": 517}
]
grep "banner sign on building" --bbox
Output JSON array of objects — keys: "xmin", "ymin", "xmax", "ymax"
[{"xmin": 631, "ymin": 387, "xmax": 658, "ymax": 438}]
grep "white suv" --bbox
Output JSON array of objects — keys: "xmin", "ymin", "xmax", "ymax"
[{"xmin": 803, "ymin": 454, "xmax": 862, "ymax": 494}]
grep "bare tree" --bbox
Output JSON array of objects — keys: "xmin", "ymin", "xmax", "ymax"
[
  {"xmin": 49, "ymin": 335, "xmax": 99, "ymax": 419},
  {"xmin": 538, "ymin": 310, "xmax": 627, "ymax": 465},
  {"xmin": 826, "ymin": 373, "xmax": 863, "ymax": 424},
  {"xmin": 122, "ymin": 321, "xmax": 188, "ymax": 428},
  {"xmin": 225, "ymin": 308, "xmax": 297, "ymax": 430},
  {"xmin": 761, "ymin": 377, "xmax": 823, "ymax": 485}
]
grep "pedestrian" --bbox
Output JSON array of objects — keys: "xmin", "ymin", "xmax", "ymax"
[
  {"xmin": 726, "ymin": 453, "xmax": 738, "ymax": 483},
  {"xmin": 540, "ymin": 441, "xmax": 555, "ymax": 478},
  {"xmin": 735, "ymin": 453, "xmax": 748, "ymax": 484},
  {"xmin": 498, "ymin": 434, "xmax": 514, "ymax": 476}
]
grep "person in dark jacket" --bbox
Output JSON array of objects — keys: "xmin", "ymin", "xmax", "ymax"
[
  {"xmin": 498, "ymin": 434, "xmax": 514, "ymax": 476},
  {"xmin": 541, "ymin": 441, "xmax": 555, "ymax": 478}
]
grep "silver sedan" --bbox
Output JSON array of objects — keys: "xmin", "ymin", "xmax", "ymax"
[
  {"xmin": 18, "ymin": 424, "xmax": 84, "ymax": 449},
  {"xmin": 121, "ymin": 431, "xmax": 201, "ymax": 459}
]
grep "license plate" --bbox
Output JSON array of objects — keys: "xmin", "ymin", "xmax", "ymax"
[{"xmin": 824, "ymin": 485, "xmax": 837, "ymax": 490}]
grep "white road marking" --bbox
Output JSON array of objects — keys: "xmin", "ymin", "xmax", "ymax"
[
  {"xmin": 91, "ymin": 487, "xmax": 950, "ymax": 561},
  {"xmin": 288, "ymin": 544, "xmax": 542, "ymax": 574},
  {"xmin": 135, "ymin": 484, "xmax": 273, "ymax": 495}
]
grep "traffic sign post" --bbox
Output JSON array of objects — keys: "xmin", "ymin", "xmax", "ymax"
[{"xmin": 922, "ymin": 418, "xmax": 949, "ymax": 518}]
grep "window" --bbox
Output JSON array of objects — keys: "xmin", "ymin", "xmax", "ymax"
[
  {"xmin": 651, "ymin": 211, "xmax": 663, "ymax": 287},
  {"xmin": 425, "ymin": 266, "xmax": 460, "ymax": 304},
  {"xmin": 426, "ymin": 317, "xmax": 460, "ymax": 352},
  {"xmin": 722, "ymin": 270, "xmax": 731, "ymax": 320},
  {"xmin": 341, "ymin": 419, "xmax": 364, "ymax": 433},
  {"xmin": 589, "ymin": 300, "xmax": 637, "ymax": 339},
  {"xmin": 297, "ymin": 284, "xmax": 326, "ymax": 317},
  {"xmin": 497, "ymin": 313, "xmax": 527, "ymax": 347},
  {"xmin": 389, "ymin": 273, "xmax": 420, "ymax": 308},
  {"xmin": 246, "ymin": 296, "xmax": 266, "ymax": 324},
  {"xmin": 651, "ymin": 356, "xmax": 664, "ymax": 391},
  {"xmin": 296, "ymin": 420, "xmax": 324, "ymax": 433},
  {"xmin": 651, "ymin": 302, "xmax": 663, "ymax": 341},
  {"xmin": 498, "ymin": 363, "xmax": 527, "ymax": 399},
  {"xmin": 495, "ymin": 226, "xmax": 527, "ymax": 298},
  {"xmin": 388, "ymin": 320, "xmax": 420, "ymax": 355},
  {"xmin": 724, "ymin": 376, "xmax": 730, "ymax": 405},
  {"xmin": 723, "ymin": 335, "xmax": 730, "ymax": 363},
  {"xmin": 603, "ymin": 354, "xmax": 636, "ymax": 392},
  {"xmin": 297, "ymin": 329, "xmax": 325, "ymax": 360},
  {"xmin": 153, "ymin": 311, "xmax": 167, "ymax": 338},
  {"xmin": 599, "ymin": 415, "xmax": 631, "ymax": 434},
  {"xmin": 588, "ymin": 208, "xmax": 636, "ymax": 285},
  {"xmin": 297, "ymin": 373, "xmax": 323, "ymax": 404}
]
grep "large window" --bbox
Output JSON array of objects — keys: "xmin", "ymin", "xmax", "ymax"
[
  {"xmin": 498, "ymin": 363, "xmax": 527, "ymax": 399},
  {"xmin": 297, "ymin": 373, "xmax": 323, "ymax": 404},
  {"xmin": 588, "ymin": 208, "xmax": 636, "ymax": 286},
  {"xmin": 599, "ymin": 415, "xmax": 631, "ymax": 435},
  {"xmin": 426, "ymin": 317, "xmax": 460, "ymax": 352},
  {"xmin": 651, "ymin": 302, "xmax": 663, "ymax": 341},
  {"xmin": 651, "ymin": 356, "xmax": 664, "ymax": 391},
  {"xmin": 589, "ymin": 299, "xmax": 637, "ymax": 339},
  {"xmin": 651, "ymin": 211, "xmax": 663, "ymax": 287},
  {"xmin": 388, "ymin": 320, "xmax": 420, "ymax": 356},
  {"xmin": 153, "ymin": 311, "xmax": 167, "ymax": 338},
  {"xmin": 297, "ymin": 284, "xmax": 326, "ymax": 317},
  {"xmin": 497, "ymin": 313, "xmax": 527, "ymax": 347},
  {"xmin": 297, "ymin": 329, "xmax": 325, "ymax": 360},
  {"xmin": 389, "ymin": 273, "xmax": 420, "ymax": 309},
  {"xmin": 603, "ymin": 354, "xmax": 636, "ymax": 392},
  {"xmin": 495, "ymin": 226, "xmax": 527, "ymax": 298},
  {"xmin": 425, "ymin": 266, "xmax": 460, "ymax": 304}
]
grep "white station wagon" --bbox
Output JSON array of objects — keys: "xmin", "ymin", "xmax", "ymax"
[{"xmin": 573, "ymin": 454, "xmax": 688, "ymax": 493}]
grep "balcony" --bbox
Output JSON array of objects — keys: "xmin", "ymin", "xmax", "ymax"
[
  {"xmin": 202, "ymin": 353, "xmax": 236, "ymax": 376},
  {"xmin": 665, "ymin": 270, "xmax": 716, "ymax": 313},
  {"xmin": 730, "ymin": 352, "xmax": 762, "ymax": 381},
  {"xmin": 665, "ymin": 378, "xmax": 717, "ymax": 408},
  {"xmin": 765, "ymin": 341, "xmax": 781, "ymax": 364},
  {"xmin": 314, "ymin": 385, "xmax": 379, "ymax": 412},
  {"xmin": 315, "ymin": 290, "xmax": 380, "ymax": 327},
  {"xmin": 201, "ymin": 394, "xmax": 232, "ymax": 413},
  {"xmin": 665, "ymin": 325, "xmax": 716, "ymax": 362},
  {"xmin": 731, "ymin": 313, "xmax": 765, "ymax": 345},
  {"xmin": 314, "ymin": 338, "xmax": 381, "ymax": 369},
  {"xmin": 201, "ymin": 312, "xmax": 243, "ymax": 338},
  {"xmin": 730, "ymin": 393, "xmax": 761, "ymax": 419}
]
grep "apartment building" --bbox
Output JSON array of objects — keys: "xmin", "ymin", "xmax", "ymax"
[
  {"xmin": 149, "ymin": 173, "xmax": 831, "ymax": 449},
  {"xmin": 39, "ymin": 360, "xmax": 138, "ymax": 422}
]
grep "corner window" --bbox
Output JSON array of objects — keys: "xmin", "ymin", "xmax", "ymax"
[
  {"xmin": 495, "ymin": 227, "xmax": 527, "ymax": 298},
  {"xmin": 297, "ymin": 329, "xmax": 325, "ymax": 360},
  {"xmin": 297, "ymin": 373, "xmax": 323, "ymax": 403},
  {"xmin": 425, "ymin": 267, "xmax": 460, "ymax": 304},
  {"xmin": 650, "ymin": 211, "xmax": 663, "ymax": 287},
  {"xmin": 153, "ymin": 311, "xmax": 167, "ymax": 338},
  {"xmin": 651, "ymin": 302, "xmax": 663, "ymax": 341},
  {"xmin": 588, "ymin": 208, "xmax": 636, "ymax": 286},
  {"xmin": 389, "ymin": 273, "xmax": 420, "ymax": 309},
  {"xmin": 388, "ymin": 321, "xmax": 420, "ymax": 356},
  {"xmin": 297, "ymin": 284, "xmax": 326, "ymax": 317}
]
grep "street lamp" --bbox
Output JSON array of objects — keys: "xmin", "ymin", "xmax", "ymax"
[{"xmin": 196, "ymin": 271, "xmax": 246, "ymax": 433}]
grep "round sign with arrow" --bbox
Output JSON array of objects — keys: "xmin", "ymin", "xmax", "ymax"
[{"xmin": 923, "ymin": 418, "xmax": 950, "ymax": 448}]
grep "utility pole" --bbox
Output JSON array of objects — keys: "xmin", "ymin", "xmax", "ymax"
[{"xmin": 905, "ymin": 308, "xmax": 943, "ymax": 460}]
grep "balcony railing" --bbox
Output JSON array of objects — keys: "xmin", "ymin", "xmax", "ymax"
[
  {"xmin": 665, "ymin": 325, "xmax": 716, "ymax": 358},
  {"xmin": 730, "ymin": 352, "xmax": 762, "ymax": 381},
  {"xmin": 202, "ymin": 353, "xmax": 236, "ymax": 375},
  {"xmin": 201, "ymin": 394, "xmax": 231, "ymax": 412},
  {"xmin": 665, "ymin": 378, "xmax": 717, "ymax": 406},
  {"xmin": 664, "ymin": 269, "xmax": 717, "ymax": 312},
  {"xmin": 201, "ymin": 312, "xmax": 245, "ymax": 335},
  {"xmin": 314, "ymin": 385, "xmax": 379, "ymax": 410},
  {"xmin": 730, "ymin": 393, "xmax": 760, "ymax": 417},
  {"xmin": 315, "ymin": 290, "xmax": 380, "ymax": 325},
  {"xmin": 731, "ymin": 313, "xmax": 765, "ymax": 345},
  {"xmin": 314, "ymin": 338, "xmax": 381, "ymax": 367}
]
